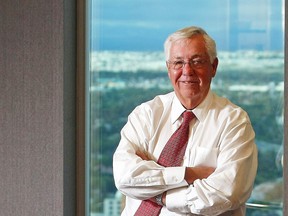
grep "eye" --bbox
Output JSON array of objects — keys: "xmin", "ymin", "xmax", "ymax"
[
  {"xmin": 171, "ymin": 60, "xmax": 183, "ymax": 69},
  {"xmin": 191, "ymin": 58, "xmax": 203, "ymax": 65},
  {"xmin": 173, "ymin": 60, "xmax": 184, "ymax": 67},
  {"xmin": 191, "ymin": 58, "xmax": 206, "ymax": 68}
]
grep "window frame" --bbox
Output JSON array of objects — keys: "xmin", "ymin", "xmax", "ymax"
[
  {"xmin": 76, "ymin": 1, "xmax": 288, "ymax": 215},
  {"xmin": 284, "ymin": 2, "xmax": 288, "ymax": 215},
  {"xmin": 76, "ymin": 0, "xmax": 90, "ymax": 215}
]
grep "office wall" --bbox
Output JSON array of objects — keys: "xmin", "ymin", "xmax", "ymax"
[{"xmin": 0, "ymin": 0, "xmax": 76, "ymax": 215}]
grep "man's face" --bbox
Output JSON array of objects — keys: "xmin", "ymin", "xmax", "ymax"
[{"xmin": 167, "ymin": 35, "xmax": 218, "ymax": 109}]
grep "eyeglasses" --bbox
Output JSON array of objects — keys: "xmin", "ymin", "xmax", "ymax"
[{"xmin": 166, "ymin": 58, "xmax": 207, "ymax": 70}]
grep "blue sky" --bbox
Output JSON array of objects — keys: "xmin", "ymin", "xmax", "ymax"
[{"xmin": 91, "ymin": 0, "xmax": 283, "ymax": 51}]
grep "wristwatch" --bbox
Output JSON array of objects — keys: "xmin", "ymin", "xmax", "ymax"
[{"xmin": 155, "ymin": 193, "xmax": 164, "ymax": 206}]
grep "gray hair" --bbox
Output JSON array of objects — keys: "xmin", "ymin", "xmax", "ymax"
[{"xmin": 164, "ymin": 26, "xmax": 217, "ymax": 63}]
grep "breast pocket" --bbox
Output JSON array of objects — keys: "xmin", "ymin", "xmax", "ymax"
[{"xmin": 193, "ymin": 146, "xmax": 218, "ymax": 167}]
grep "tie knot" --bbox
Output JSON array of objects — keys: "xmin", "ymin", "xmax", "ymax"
[
  {"xmin": 181, "ymin": 111, "xmax": 195, "ymax": 128},
  {"xmin": 183, "ymin": 111, "xmax": 194, "ymax": 122}
]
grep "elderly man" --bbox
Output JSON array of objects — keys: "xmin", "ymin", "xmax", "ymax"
[{"xmin": 113, "ymin": 26, "xmax": 257, "ymax": 216}]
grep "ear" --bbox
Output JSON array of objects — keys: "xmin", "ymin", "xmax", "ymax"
[
  {"xmin": 166, "ymin": 62, "xmax": 171, "ymax": 79},
  {"xmin": 168, "ymin": 70, "xmax": 171, "ymax": 79},
  {"xmin": 211, "ymin": 57, "xmax": 219, "ymax": 77}
]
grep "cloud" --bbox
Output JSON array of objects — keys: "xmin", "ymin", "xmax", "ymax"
[
  {"xmin": 93, "ymin": 20, "xmax": 162, "ymax": 29},
  {"xmin": 91, "ymin": 0, "xmax": 283, "ymax": 51}
]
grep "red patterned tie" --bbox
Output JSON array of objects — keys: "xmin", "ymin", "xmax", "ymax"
[{"xmin": 134, "ymin": 111, "xmax": 195, "ymax": 216}]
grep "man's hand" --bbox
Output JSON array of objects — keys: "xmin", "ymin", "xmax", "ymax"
[
  {"xmin": 136, "ymin": 151, "xmax": 167, "ymax": 205},
  {"xmin": 136, "ymin": 151, "xmax": 214, "ymax": 205},
  {"xmin": 136, "ymin": 150, "xmax": 151, "ymax": 160},
  {"xmin": 136, "ymin": 150, "xmax": 215, "ymax": 184},
  {"xmin": 185, "ymin": 166, "xmax": 215, "ymax": 184}
]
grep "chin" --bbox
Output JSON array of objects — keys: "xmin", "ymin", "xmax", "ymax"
[{"xmin": 182, "ymin": 91, "xmax": 199, "ymax": 99}]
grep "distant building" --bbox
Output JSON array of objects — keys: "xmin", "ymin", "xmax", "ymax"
[{"xmin": 103, "ymin": 191, "xmax": 122, "ymax": 216}]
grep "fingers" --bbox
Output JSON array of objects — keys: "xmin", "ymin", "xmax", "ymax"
[
  {"xmin": 185, "ymin": 166, "xmax": 215, "ymax": 184},
  {"xmin": 136, "ymin": 150, "xmax": 150, "ymax": 160}
]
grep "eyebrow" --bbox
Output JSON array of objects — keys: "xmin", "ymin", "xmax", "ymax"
[{"xmin": 172, "ymin": 54, "xmax": 206, "ymax": 60}]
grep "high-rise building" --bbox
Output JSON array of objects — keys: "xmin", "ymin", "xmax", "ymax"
[{"xmin": 103, "ymin": 191, "xmax": 122, "ymax": 216}]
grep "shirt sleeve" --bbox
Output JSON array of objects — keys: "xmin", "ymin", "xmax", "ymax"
[
  {"xmin": 166, "ymin": 186, "xmax": 190, "ymax": 213},
  {"xmin": 165, "ymin": 113, "xmax": 258, "ymax": 215},
  {"xmin": 113, "ymin": 104, "xmax": 188, "ymax": 200}
]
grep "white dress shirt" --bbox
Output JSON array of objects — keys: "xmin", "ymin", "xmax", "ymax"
[{"xmin": 113, "ymin": 90, "xmax": 258, "ymax": 216}]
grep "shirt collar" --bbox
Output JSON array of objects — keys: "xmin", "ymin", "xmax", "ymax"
[
  {"xmin": 192, "ymin": 90, "xmax": 213, "ymax": 122},
  {"xmin": 171, "ymin": 90, "xmax": 213, "ymax": 124},
  {"xmin": 171, "ymin": 94, "xmax": 186, "ymax": 124}
]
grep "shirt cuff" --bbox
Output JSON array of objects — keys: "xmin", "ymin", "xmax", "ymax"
[
  {"xmin": 163, "ymin": 166, "xmax": 186, "ymax": 185},
  {"xmin": 166, "ymin": 186, "xmax": 190, "ymax": 213}
]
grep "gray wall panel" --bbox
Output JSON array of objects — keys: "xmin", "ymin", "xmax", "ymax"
[{"xmin": 0, "ymin": 0, "xmax": 75, "ymax": 215}]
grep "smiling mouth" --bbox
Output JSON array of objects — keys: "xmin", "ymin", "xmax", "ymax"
[{"xmin": 181, "ymin": 81, "xmax": 197, "ymax": 84}]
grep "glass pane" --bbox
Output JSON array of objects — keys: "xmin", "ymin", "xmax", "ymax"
[{"xmin": 89, "ymin": 0, "xmax": 284, "ymax": 215}]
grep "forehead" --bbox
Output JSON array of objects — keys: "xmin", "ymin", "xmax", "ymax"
[{"xmin": 169, "ymin": 35, "xmax": 208, "ymax": 59}]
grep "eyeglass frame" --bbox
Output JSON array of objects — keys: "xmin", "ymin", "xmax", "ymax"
[{"xmin": 166, "ymin": 57, "xmax": 208, "ymax": 70}]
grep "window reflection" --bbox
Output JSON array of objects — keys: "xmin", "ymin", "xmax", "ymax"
[{"xmin": 89, "ymin": 0, "xmax": 284, "ymax": 215}]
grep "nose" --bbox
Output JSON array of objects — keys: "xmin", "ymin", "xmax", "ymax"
[{"xmin": 182, "ymin": 62, "xmax": 194, "ymax": 75}]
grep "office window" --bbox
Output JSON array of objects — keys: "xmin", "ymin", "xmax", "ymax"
[{"xmin": 87, "ymin": 0, "xmax": 285, "ymax": 215}]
